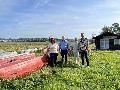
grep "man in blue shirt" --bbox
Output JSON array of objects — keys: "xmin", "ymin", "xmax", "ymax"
[{"xmin": 59, "ymin": 36, "xmax": 68, "ymax": 67}]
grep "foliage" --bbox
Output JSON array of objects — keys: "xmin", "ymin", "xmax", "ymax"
[
  {"xmin": 111, "ymin": 23, "xmax": 120, "ymax": 34},
  {"xmin": 0, "ymin": 42, "xmax": 120, "ymax": 90},
  {"xmin": 101, "ymin": 23, "xmax": 120, "ymax": 34},
  {"xmin": 101, "ymin": 26, "xmax": 113, "ymax": 33},
  {"xmin": 0, "ymin": 42, "xmax": 48, "ymax": 52},
  {"xmin": 0, "ymin": 38, "xmax": 49, "ymax": 42}
]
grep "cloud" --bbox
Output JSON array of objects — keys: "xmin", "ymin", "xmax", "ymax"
[
  {"xmin": 0, "ymin": 0, "xmax": 120, "ymax": 38},
  {"xmin": 33, "ymin": 0, "xmax": 52, "ymax": 9}
]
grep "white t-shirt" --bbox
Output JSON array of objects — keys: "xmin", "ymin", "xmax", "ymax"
[{"xmin": 48, "ymin": 43, "xmax": 59, "ymax": 53}]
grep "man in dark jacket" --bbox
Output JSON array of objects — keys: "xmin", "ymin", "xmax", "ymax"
[{"xmin": 78, "ymin": 33, "xmax": 89, "ymax": 67}]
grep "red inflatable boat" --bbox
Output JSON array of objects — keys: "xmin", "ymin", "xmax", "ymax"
[{"xmin": 0, "ymin": 53, "xmax": 49, "ymax": 79}]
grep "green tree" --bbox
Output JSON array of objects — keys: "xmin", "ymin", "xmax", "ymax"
[
  {"xmin": 101, "ymin": 23, "xmax": 120, "ymax": 35},
  {"xmin": 101, "ymin": 26, "xmax": 112, "ymax": 34},
  {"xmin": 111, "ymin": 23, "xmax": 120, "ymax": 34}
]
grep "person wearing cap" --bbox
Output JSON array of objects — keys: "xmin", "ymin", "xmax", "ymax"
[
  {"xmin": 47, "ymin": 37, "xmax": 59, "ymax": 67},
  {"xmin": 78, "ymin": 33, "xmax": 89, "ymax": 67},
  {"xmin": 72, "ymin": 38, "xmax": 80, "ymax": 65},
  {"xmin": 59, "ymin": 36, "xmax": 68, "ymax": 67}
]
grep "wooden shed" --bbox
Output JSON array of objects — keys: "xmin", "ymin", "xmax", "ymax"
[{"xmin": 93, "ymin": 32, "xmax": 120, "ymax": 50}]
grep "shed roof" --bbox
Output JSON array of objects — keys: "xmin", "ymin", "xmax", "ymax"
[{"xmin": 93, "ymin": 32, "xmax": 120, "ymax": 39}]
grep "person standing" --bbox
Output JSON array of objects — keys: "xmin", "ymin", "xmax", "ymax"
[
  {"xmin": 72, "ymin": 38, "xmax": 80, "ymax": 65},
  {"xmin": 59, "ymin": 36, "xmax": 68, "ymax": 67},
  {"xmin": 78, "ymin": 33, "xmax": 89, "ymax": 67},
  {"xmin": 47, "ymin": 37, "xmax": 59, "ymax": 67}
]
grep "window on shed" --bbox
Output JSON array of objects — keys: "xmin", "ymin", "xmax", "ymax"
[{"xmin": 114, "ymin": 39, "xmax": 120, "ymax": 45}]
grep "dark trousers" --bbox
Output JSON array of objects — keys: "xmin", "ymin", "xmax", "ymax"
[
  {"xmin": 61, "ymin": 50, "xmax": 68, "ymax": 65},
  {"xmin": 81, "ymin": 50, "xmax": 89, "ymax": 66},
  {"xmin": 50, "ymin": 53, "xmax": 58, "ymax": 67}
]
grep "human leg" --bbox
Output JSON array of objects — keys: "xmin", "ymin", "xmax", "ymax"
[
  {"xmin": 85, "ymin": 50, "xmax": 89, "ymax": 66},
  {"xmin": 50, "ymin": 53, "xmax": 55, "ymax": 67},
  {"xmin": 81, "ymin": 51, "xmax": 85, "ymax": 65},
  {"xmin": 54, "ymin": 53, "xmax": 58, "ymax": 66},
  {"xmin": 65, "ymin": 50, "xmax": 68, "ymax": 65},
  {"xmin": 77, "ymin": 52, "xmax": 80, "ymax": 65},
  {"xmin": 61, "ymin": 50, "xmax": 65, "ymax": 67}
]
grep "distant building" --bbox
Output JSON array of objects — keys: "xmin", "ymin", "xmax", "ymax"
[{"xmin": 93, "ymin": 32, "xmax": 120, "ymax": 50}]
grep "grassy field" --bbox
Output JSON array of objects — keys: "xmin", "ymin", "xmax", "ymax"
[
  {"xmin": 0, "ymin": 42, "xmax": 48, "ymax": 56},
  {"xmin": 0, "ymin": 42, "xmax": 120, "ymax": 90},
  {"xmin": 0, "ymin": 42, "xmax": 48, "ymax": 52}
]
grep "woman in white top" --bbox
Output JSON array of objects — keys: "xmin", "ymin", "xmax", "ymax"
[
  {"xmin": 47, "ymin": 37, "xmax": 59, "ymax": 67},
  {"xmin": 72, "ymin": 38, "xmax": 80, "ymax": 65}
]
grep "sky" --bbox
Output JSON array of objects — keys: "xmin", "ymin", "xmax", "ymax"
[{"xmin": 0, "ymin": 0, "xmax": 120, "ymax": 39}]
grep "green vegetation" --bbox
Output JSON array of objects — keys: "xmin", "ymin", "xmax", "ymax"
[
  {"xmin": 0, "ymin": 42, "xmax": 120, "ymax": 90},
  {"xmin": 101, "ymin": 22, "xmax": 120, "ymax": 34},
  {"xmin": 0, "ymin": 42, "xmax": 48, "ymax": 55}
]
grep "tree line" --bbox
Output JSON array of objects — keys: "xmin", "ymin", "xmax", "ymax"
[{"xmin": 0, "ymin": 38, "xmax": 49, "ymax": 42}]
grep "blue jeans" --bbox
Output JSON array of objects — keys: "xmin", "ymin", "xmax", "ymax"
[
  {"xmin": 81, "ymin": 50, "xmax": 89, "ymax": 66},
  {"xmin": 50, "ymin": 53, "xmax": 58, "ymax": 67}
]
